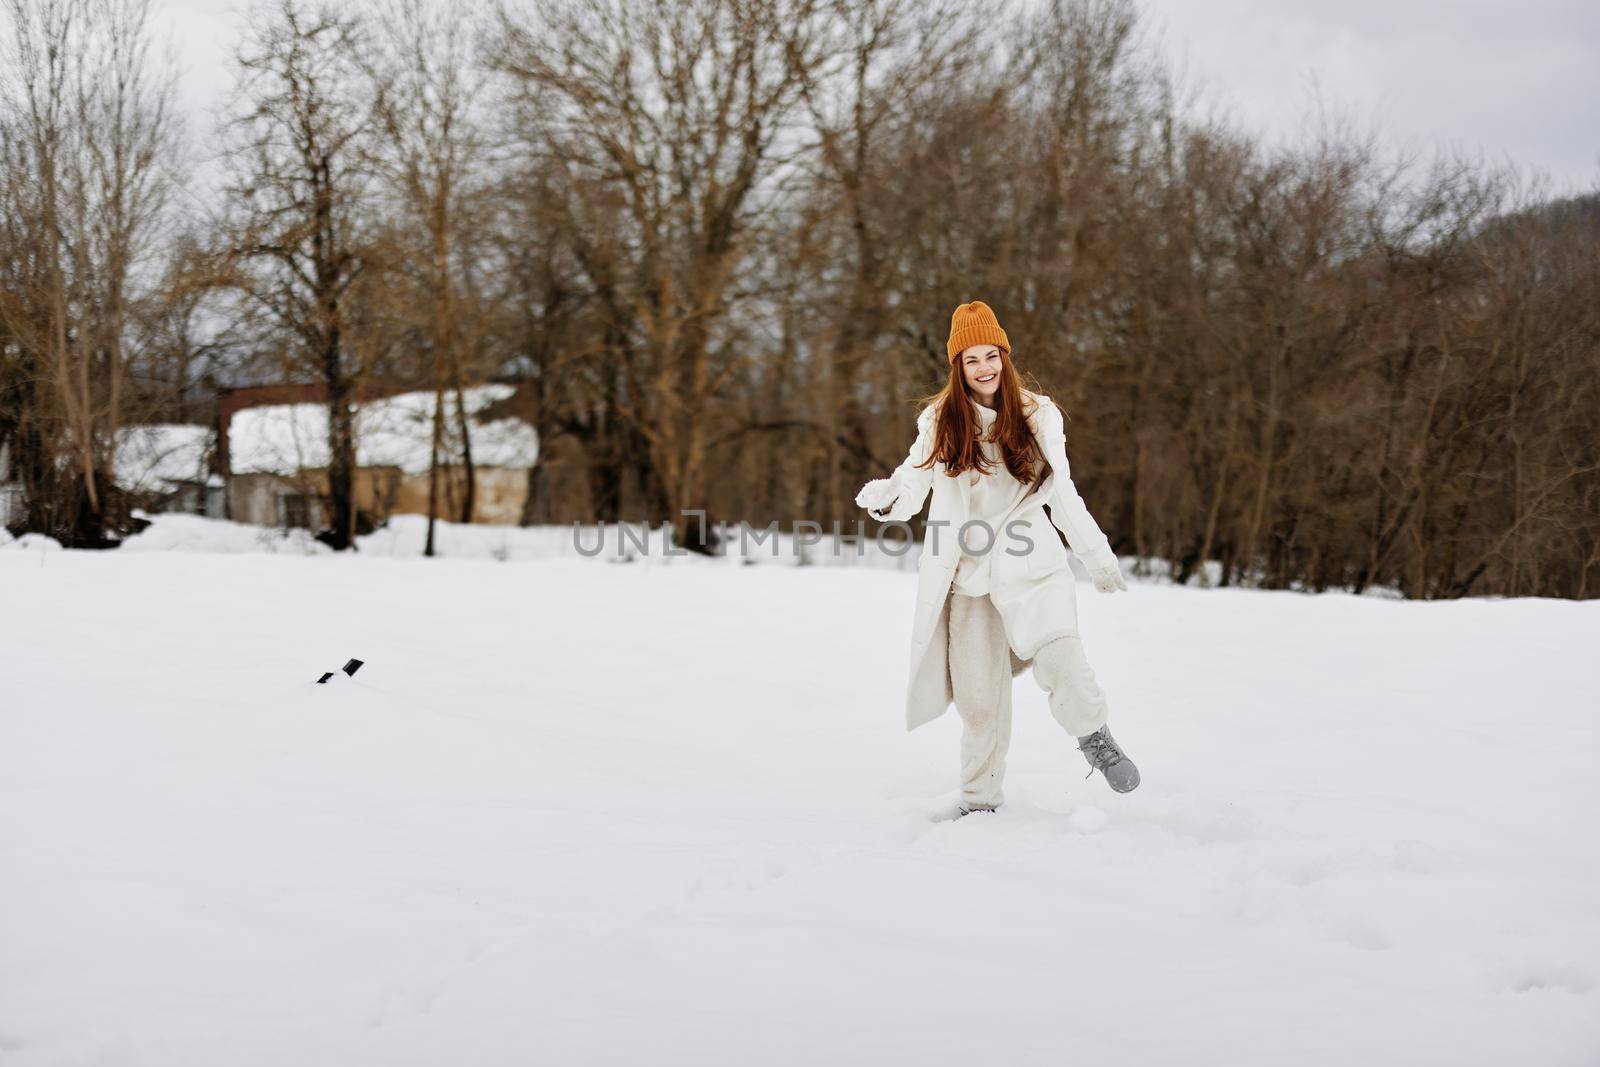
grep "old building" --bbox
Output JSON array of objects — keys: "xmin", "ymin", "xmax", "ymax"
[
  {"xmin": 218, "ymin": 383, "xmax": 539, "ymax": 528},
  {"xmin": 114, "ymin": 423, "xmax": 225, "ymax": 517}
]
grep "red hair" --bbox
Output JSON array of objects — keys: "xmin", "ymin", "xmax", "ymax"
[{"xmin": 912, "ymin": 348, "xmax": 1061, "ymax": 484}]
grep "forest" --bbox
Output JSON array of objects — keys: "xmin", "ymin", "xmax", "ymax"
[{"xmin": 2, "ymin": 0, "xmax": 1597, "ymax": 597}]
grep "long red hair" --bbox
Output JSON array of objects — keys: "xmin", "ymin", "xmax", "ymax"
[{"xmin": 913, "ymin": 348, "xmax": 1062, "ymax": 484}]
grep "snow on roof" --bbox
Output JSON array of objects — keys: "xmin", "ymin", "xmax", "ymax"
[
  {"xmin": 115, "ymin": 423, "xmax": 214, "ymax": 493},
  {"xmin": 227, "ymin": 384, "xmax": 539, "ymax": 476}
]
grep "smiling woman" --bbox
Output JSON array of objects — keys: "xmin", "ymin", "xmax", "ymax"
[{"xmin": 854, "ymin": 300, "xmax": 1139, "ymax": 817}]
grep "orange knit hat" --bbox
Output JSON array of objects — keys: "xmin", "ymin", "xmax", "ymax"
[{"xmin": 946, "ymin": 300, "xmax": 1010, "ymax": 363}]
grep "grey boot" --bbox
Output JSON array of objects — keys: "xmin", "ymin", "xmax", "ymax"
[{"xmin": 1077, "ymin": 725, "xmax": 1140, "ymax": 793}]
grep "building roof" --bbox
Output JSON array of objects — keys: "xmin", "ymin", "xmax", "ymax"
[
  {"xmin": 226, "ymin": 384, "xmax": 539, "ymax": 476},
  {"xmin": 115, "ymin": 424, "xmax": 216, "ymax": 493}
]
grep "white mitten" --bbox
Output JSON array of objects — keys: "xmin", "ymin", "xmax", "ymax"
[
  {"xmin": 1089, "ymin": 561, "xmax": 1127, "ymax": 593},
  {"xmin": 854, "ymin": 477, "xmax": 899, "ymax": 514}
]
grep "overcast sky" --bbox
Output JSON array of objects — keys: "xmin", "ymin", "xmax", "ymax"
[
  {"xmin": 156, "ymin": 0, "xmax": 1598, "ymax": 196},
  {"xmin": 1138, "ymin": 0, "xmax": 1598, "ymax": 193}
]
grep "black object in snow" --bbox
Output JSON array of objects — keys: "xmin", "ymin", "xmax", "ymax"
[{"xmin": 315, "ymin": 658, "xmax": 365, "ymax": 684}]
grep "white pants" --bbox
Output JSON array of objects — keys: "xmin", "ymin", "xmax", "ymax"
[{"xmin": 948, "ymin": 591, "xmax": 1110, "ymax": 808}]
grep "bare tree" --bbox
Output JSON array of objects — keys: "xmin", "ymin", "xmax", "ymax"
[
  {"xmin": 367, "ymin": 0, "xmax": 494, "ymax": 554},
  {"xmin": 0, "ymin": 0, "xmax": 180, "ymax": 544},
  {"xmin": 221, "ymin": 0, "xmax": 383, "ymax": 549},
  {"xmin": 489, "ymin": 0, "xmax": 839, "ymax": 551},
  {"xmin": 781, "ymin": 0, "xmax": 994, "ymax": 527}
]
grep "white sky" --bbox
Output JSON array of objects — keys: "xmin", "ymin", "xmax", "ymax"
[
  {"xmin": 1137, "ymin": 0, "xmax": 1600, "ymax": 193},
  {"xmin": 156, "ymin": 0, "xmax": 1599, "ymax": 197}
]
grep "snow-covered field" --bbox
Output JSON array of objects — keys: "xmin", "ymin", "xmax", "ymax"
[{"xmin": 2, "ymin": 526, "xmax": 1597, "ymax": 1065}]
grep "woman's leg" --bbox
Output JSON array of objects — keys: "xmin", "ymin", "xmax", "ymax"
[
  {"xmin": 947, "ymin": 592, "xmax": 1014, "ymax": 810},
  {"xmin": 1030, "ymin": 634, "xmax": 1109, "ymax": 738},
  {"xmin": 1031, "ymin": 635, "xmax": 1139, "ymax": 792}
]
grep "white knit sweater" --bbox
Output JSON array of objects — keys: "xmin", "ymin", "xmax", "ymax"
[{"xmin": 951, "ymin": 400, "xmax": 1042, "ymax": 597}]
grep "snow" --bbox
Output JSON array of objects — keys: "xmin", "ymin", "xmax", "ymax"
[
  {"xmin": 227, "ymin": 385, "xmax": 538, "ymax": 476},
  {"xmin": 116, "ymin": 511, "xmax": 927, "ymax": 570},
  {"xmin": 1, "ymin": 532, "xmax": 62, "ymax": 552},
  {"xmin": 2, "ymin": 546, "xmax": 1597, "ymax": 1064},
  {"xmin": 118, "ymin": 511, "xmax": 330, "ymax": 555},
  {"xmin": 114, "ymin": 423, "xmax": 213, "ymax": 493}
]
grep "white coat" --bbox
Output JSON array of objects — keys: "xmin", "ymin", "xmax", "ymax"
[{"xmin": 859, "ymin": 389, "xmax": 1120, "ymax": 732}]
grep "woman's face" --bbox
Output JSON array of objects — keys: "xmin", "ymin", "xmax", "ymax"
[{"xmin": 960, "ymin": 344, "xmax": 1004, "ymax": 403}]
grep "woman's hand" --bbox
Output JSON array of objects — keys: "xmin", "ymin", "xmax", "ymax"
[
  {"xmin": 854, "ymin": 477, "xmax": 899, "ymax": 514},
  {"xmin": 1088, "ymin": 561, "xmax": 1127, "ymax": 593}
]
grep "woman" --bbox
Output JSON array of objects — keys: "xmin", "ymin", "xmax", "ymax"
[{"xmin": 854, "ymin": 300, "xmax": 1140, "ymax": 816}]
